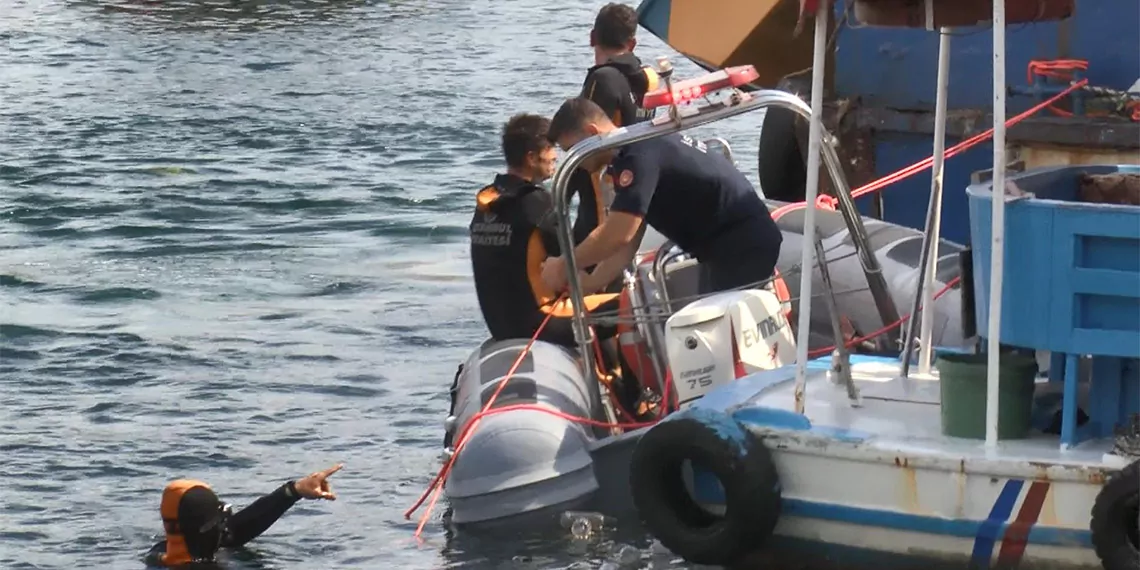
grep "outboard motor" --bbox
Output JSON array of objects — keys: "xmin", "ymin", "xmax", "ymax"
[{"xmin": 663, "ymin": 289, "xmax": 796, "ymax": 408}]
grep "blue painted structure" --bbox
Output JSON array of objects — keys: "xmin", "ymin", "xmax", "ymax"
[
  {"xmin": 636, "ymin": 0, "xmax": 1140, "ymax": 245},
  {"xmin": 832, "ymin": 4, "xmax": 1139, "ymax": 111},
  {"xmin": 836, "ymin": 0, "xmax": 1140, "ymax": 244},
  {"xmin": 967, "ymin": 164, "xmax": 1140, "ymax": 447}
]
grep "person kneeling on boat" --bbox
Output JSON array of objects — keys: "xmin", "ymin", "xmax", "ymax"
[
  {"xmin": 145, "ymin": 463, "xmax": 342, "ymax": 568},
  {"xmin": 469, "ymin": 113, "xmax": 634, "ymax": 350},
  {"xmin": 541, "ymin": 97, "xmax": 783, "ymax": 295}
]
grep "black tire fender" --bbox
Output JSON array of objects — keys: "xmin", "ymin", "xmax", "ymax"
[
  {"xmin": 1091, "ymin": 459, "xmax": 1140, "ymax": 570},
  {"xmin": 629, "ymin": 407, "xmax": 781, "ymax": 566},
  {"xmin": 757, "ymin": 106, "xmax": 807, "ymax": 203}
]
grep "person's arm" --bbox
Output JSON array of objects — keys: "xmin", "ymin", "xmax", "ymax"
[
  {"xmin": 581, "ymin": 225, "xmax": 646, "ymax": 294},
  {"xmin": 541, "ymin": 150, "xmax": 658, "ymax": 292},
  {"xmin": 143, "ymin": 542, "xmax": 166, "ymax": 567},
  {"xmin": 220, "ymin": 482, "xmax": 301, "ymax": 548},
  {"xmin": 582, "ymin": 67, "xmax": 627, "ymax": 124},
  {"xmin": 570, "ymin": 150, "xmax": 658, "ymax": 269},
  {"xmin": 221, "ymin": 464, "xmax": 343, "ymax": 549}
]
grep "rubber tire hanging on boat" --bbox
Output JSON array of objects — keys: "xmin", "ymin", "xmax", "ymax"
[
  {"xmin": 1091, "ymin": 459, "xmax": 1140, "ymax": 570},
  {"xmin": 629, "ymin": 409, "xmax": 781, "ymax": 566},
  {"xmin": 757, "ymin": 107, "xmax": 807, "ymax": 203}
]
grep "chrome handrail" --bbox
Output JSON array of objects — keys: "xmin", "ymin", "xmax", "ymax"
[{"xmin": 550, "ymin": 87, "xmax": 901, "ymax": 377}]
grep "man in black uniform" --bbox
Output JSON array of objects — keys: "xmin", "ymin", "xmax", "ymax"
[
  {"xmin": 569, "ymin": 3, "xmax": 659, "ymax": 246},
  {"xmin": 583, "ymin": 3, "xmax": 657, "ymax": 128},
  {"xmin": 145, "ymin": 463, "xmax": 342, "ymax": 567},
  {"xmin": 541, "ymin": 98, "xmax": 783, "ymax": 295},
  {"xmin": 469, "ymin": 113, "xmax": 630, "ymax": 347}
]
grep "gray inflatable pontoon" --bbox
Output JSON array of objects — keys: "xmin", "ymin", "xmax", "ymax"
[{"xmin": 442, "ymin": 204, "xmax": 968, "ymax": 526}]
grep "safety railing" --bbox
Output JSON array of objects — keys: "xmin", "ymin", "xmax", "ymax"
[{"xmin": 549, "ymin": 72, "xmax": 900, "ymax": 381}]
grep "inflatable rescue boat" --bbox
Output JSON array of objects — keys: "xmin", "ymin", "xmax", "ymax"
[
  {"xmin": 441, "ymin": 204, "xmax": 966, "ymax": 525},
  {"xmin": 432, "ymin": 63, "xmax": 968, "ymax": 528}
]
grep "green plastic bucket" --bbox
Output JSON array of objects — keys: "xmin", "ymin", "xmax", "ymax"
[{"xmin": 937, "ymin": 352, "xmax": 1038, "ymax": 440}]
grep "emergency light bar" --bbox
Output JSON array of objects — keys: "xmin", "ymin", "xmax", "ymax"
[{"xmin": 641, "ymin": 65, "xmax": 759, "ymax": 109}]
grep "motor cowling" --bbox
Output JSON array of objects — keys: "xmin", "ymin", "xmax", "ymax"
[{"xmin": 664, "ymin": 289, "xmax": 796, "ymax": 408}]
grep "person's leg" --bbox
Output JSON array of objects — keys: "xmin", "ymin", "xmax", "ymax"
[
  {"xmin": 537, "ymin": 315, "xmax": 578, "ymax": 348},
  {"xmin": 697, "ymin": 261, "xmax": 716, "ymax": 295},
  {"xmin": 588, "ymin": 295, "xmax": 621, "ymax": 342},
  {"xmin": 702, "ymin": 249, "xmax": 778, "ymax": 294},
  {"xmin": 584, "ymin": 296, "xmax": 643, "ymax": 416}
]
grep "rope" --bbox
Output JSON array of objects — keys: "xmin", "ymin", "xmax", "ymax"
[
  {"xmin": 404, "ymin": 303, "xmax": 561, "ymax": 536},
  {"xmin": 589, "ymin": 327, "xmax": 642, "ymax": 423},
  {"xmin": 1027, "ymin": 59, "xmax": 1088, "ymax": 117},
  {"xmin": 1028, "ymin": 60, "xmax": 1140, "ymax": 121},
  {"xmin": 406, "ymin": 275, "xmax": 962, "ymax": 536},
  {"xmin": 406, "ymin": 67, "xmax": 1095, "ymax": 538},
  {"xmin": 769, "ymin": 77, "xmax": 1090, "ymax": 223},
  {"xmin": 806, "ymin": 276, "xmax": 960, "ymax": 358}
]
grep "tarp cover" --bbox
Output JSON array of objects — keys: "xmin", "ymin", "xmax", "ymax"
[{"xmin": 1080, "ymin": 173, "xmax": 1140, "ymax": 206}]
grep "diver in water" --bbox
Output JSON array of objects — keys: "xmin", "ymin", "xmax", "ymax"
[{"xmin": 144, "ymin": 463, "xmax": 343, "ymax": 568}]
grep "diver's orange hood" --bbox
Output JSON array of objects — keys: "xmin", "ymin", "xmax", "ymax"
[{"xmin": 160, "ymin": 479, "xmax": 212, "ymax": 566}]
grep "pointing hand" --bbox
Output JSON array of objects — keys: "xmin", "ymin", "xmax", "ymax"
[{"xmin": 294, "ymin": 463, "xmax": 343, "ymax": 500}]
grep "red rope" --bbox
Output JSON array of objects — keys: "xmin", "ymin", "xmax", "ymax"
[
  {"xmin": 589, "ymin": 328, "xmax": 642, "ymax": 423},
  {"xmin": 405, "ymin": 302, "xmax": 659, "ymax": 537},
  {"xmin": 806, "ymin": 276, "xmax": 961, "ymax": 358},
  {"xmin": 1027, "ymin": 59, "xmax": 1088, "ymax": 117},
  {"xmin": 405, "ymin": 275, "xmax": 961, "ymax": 536},
  {"xmin": 406, "ymin": 69, "xmax": 1091, "ymax": 538},
  {"xmin": 404, "ymin": 306, "xmax": 560, "ymax": 535},
  {"xmin": 769, "ymin": 77, "xmax": 1090, "ymax": 223},
  {"xmin": 460, "ymin": 403, "xmax": 657, "ymax": 430}
]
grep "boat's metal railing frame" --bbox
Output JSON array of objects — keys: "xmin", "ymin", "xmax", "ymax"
[
  {"xmin": 548, "ymin": 63, "xmax": 899, "ymax": 421},
  {"xmin": 799, "ymin": 0, "xmax": 1021, "ymax": 446}
]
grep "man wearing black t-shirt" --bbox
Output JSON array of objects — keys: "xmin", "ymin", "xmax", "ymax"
[
  {"xmin": 540, "ymin": 97, "xmax": 783, "ymax": 296},
  {"xmin": 569, "ymin": 3, "xmax": 659, "ymax": 248}
]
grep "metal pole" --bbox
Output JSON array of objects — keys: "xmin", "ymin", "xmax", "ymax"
[
  {"xmin": 901, "ymin": 27, "xmax": 952, "ymax": 377},
  {"xmin": 793, "ymin": 0, "xmax": 830, "ymax": 415},
  {"xmin": 547, "ymin": 89, "xmax": 898, "ymax": 406},
  {"xmin": 986, "ymin": 0, "xmax": 1007, "ymax": 448},
  {"xmin": 918, "ymin": 27, "xmax": 952, "ymax": 374}
]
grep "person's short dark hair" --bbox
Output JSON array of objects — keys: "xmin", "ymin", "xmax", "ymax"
[
  {"xmin": 501, "ymin": 113, "xmax": 552, "ymax": 169},
  {"xmin": 593, "ymin": 3, "xmax": 638, "ymax": 50},
  {"xmin": 547, "ymin": 97, "xmax": 609, "ymax": 143}
]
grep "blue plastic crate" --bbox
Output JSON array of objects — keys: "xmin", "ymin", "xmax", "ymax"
[
  {"xmin": 967, "ymin": 165, "xmax": 1140, "ymax": 359},
  {"xmin": 968, "ymin": 165, "xmax": 1140, "ymax": 447}
]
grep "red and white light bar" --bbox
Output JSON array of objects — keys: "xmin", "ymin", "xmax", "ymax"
[{"xmin": 642, "ymin": 65, "xmax": 759, "ymax": 109}]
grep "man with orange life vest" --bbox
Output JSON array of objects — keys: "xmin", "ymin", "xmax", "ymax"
[
  {"xmin": 469, "ymin": 113, "xmax": 633, "ymax": 349},
  {"xmin": 541, "ymin": 97, "xmax": 783, "ymax": 297},
  {"xmin": 568, "ymin": 3, "xmax": 659, "ymax": 249},
  {"xmin": 144, "ymin": 464, "xmax": 342, "ymax": 567}
]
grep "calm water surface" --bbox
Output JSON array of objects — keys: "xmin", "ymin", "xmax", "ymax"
[{"xmin": 0, "ymin": 1, "xmax": 768, "ymax": 568}]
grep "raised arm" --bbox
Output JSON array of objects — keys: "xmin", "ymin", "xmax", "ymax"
[{"xmin": 222, "ymin": 464, "xmax": 343, "ymax": 548}]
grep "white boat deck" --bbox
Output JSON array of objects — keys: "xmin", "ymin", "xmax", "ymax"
[{"xmin": 697, "ymin": 356, "xmax": 1118, "ymax": 470}]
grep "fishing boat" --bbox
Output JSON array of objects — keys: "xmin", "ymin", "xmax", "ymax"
[
  {"xmin": 411, "ymin": 71, "xmax": 973, "ymax": 530},
  {"xmin": 617, "ymin": 1, "xmax": 1140, "ymax": 570},
  {"xmin": 635, "ymin": 0, "xmax": 1140, "ymax": 244}
]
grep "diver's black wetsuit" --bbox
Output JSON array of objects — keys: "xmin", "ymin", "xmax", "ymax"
[{"xmin": 144, "ymin": 483, "xmax": 301, "ymax": 568}]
